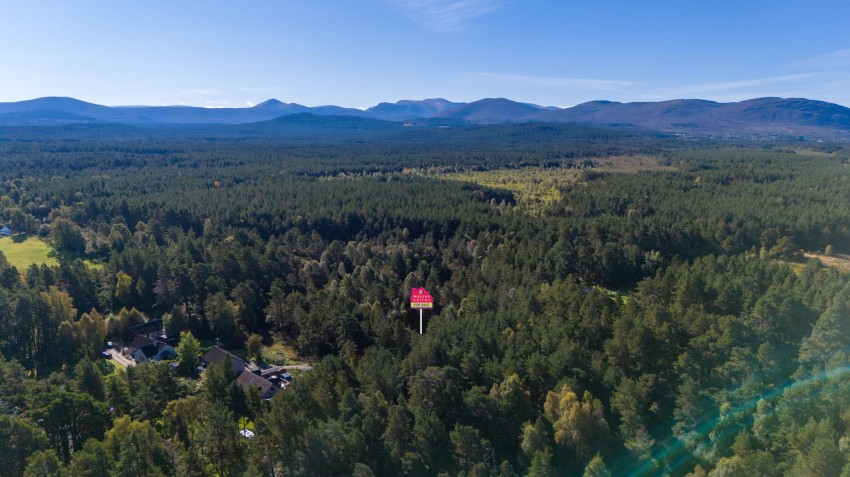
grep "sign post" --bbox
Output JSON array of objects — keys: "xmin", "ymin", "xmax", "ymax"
[{"xmin": 410, "ymin": 287, "xmax": 433, "ymax": 334}]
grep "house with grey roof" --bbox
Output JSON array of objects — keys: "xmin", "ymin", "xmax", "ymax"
[{"xmin": 128, "ymin": 335, "xmax": 176, "ymax": 362}]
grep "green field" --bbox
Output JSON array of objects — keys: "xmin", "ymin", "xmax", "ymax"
[{"xmin": 0, "ymin": 236, "xmax": 59, "ymax": 270}]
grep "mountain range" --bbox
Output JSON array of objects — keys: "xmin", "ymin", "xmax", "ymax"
[{"xmin": 1, "ymin": 96, "xmax": 849, "ymax": 138}]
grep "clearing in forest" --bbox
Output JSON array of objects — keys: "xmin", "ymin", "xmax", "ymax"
[
  {"xmin": 435, "ymin": 156, "xmax": 674, "ymax": 212},
  {"xmin": 0, "ymin": 236, "xmax": 59, "ymax": 270},
  {"xmin": 261, "ymin": 341, "xmax": 306, "ymax": 366},
  {"xmin": 438, "ymin": 167, "xmax": 582, "ymax": 211},
  {"xmin": 801, "ymin": 252, "xmax": 850, "ymax": 273}
]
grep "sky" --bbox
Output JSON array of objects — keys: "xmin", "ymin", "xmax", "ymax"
[{"xmin": 0, "ymin": 0, "xmax": 848, "ymax": 108}]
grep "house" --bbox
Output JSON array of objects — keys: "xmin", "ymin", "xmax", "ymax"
[
  {"xmin": 128, "ymin": 335, "xmax": 176, "ymax": 362},
  {"xmin": 129, "ymin": 319, "xmax": 164, "ymax": 339},
  {"xmin": 201, "ymin": 346, "xmax": 248, "ymax": 376},
  {"xmin": 236, "ymin": 371, "xmax": 278, "ymax": 400},
  {"xmin": 201, "ymin": 346, "xmax": 294, "ymax": 398},
  {"xmin": 0, "ymin": 226, "xmax": 10, "ymax": 237},
  {"xmin": 257, "ymin": 367, "xmax": 294, "ymax": 391},
  {"xmin": 260, "ymin": 366, "xmax": 294, "ymax": 381}
]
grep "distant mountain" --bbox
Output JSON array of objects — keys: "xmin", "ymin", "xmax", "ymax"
[
  {"xmin": 365, "ymin": 99, "xmax": 462, "ymax": 121},
  {"xmin": 252, "ymin": 99, "xmax": 366, "ymax": 118},
  {"xmin": 539, "ymin": 97, "xmax": 850, "ymax": 136},
  {"xmin": 0, "ymin": 97, "xmax": 366, "ymax": 125},
  {"xmin": 250, "ymin": 99, "xmax": 309, "ymax": 114},
  {"xmin": 544, "ymin": 99, "xmax": 721, "ymax": 125},
  {"xmin": 723, "ymin": 97, "xmax": 850, "ymax": 130},
  {"xmin": 433, "ymin": 98, "xmax": 546, "ymax": 124},
  {"xmin": 0, "ymin": 95, "xmax": 848, "ymax": 138},
  {"xmin": 0, "ymin": 110, "xmax": 102, "ymax": 126},
  {"xmin": 0, "ymin": 96, "xmax": 113, "ymax": 117}
]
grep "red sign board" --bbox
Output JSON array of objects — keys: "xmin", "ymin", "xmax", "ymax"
[{"xmin": 410, "ymin": 287, "xmax": 433, "ymax": 309}]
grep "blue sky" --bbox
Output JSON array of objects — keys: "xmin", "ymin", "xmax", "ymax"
[{"xmin": 1, "ymin": 0, "xmax": 848, "ymax": 108}]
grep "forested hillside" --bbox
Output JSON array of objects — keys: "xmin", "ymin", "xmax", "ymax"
[{"xmin": 0, "ymin": 123, "xmax": 848, "ymax": 476}]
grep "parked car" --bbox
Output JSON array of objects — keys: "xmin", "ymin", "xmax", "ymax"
[{"xmin": 101, "ymin": 351, "xmax": 112, "ymax": 359}]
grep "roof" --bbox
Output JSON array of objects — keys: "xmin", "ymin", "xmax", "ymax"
[
  {"xmin": 128, "ymin": 335, "xmax": 156, "ymax": 350},
  {"xmin": 129, "ymin": 319, "xmax": 163, "ymax": 336},
  {"xmin": 260, "ymin": 366, "xmax": 283, "ymax": 377},
  {"xmin": 236, "ymin": 372, "xmax": 276, "ymax": 398},
  {"xmin": 0, "ymin": 226, "xmax": 10, "ymax": 232},
  {"xmin": 155, "ymin": 341, "xmax": 172, "ymax": 354},
  {"xmin": 202, "ymin": 345, "xmax": 238, "ymax": 365},
  {"xmin": 129, "ymin": 335, "xmax": 174, "ymax": 359},
  {"xmin": 201, "ymin": 346, "xmax": 247, "ymax": 375},
  {"xmin": 140, "ymin": 343, "xmax": 159, "ymax": 358}
]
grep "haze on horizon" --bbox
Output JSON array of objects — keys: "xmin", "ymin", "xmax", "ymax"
[{"xmin": 1, "ymin": 0, "xmax": 848, "ymax": 108}]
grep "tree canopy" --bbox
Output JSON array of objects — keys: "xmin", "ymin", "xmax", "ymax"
[{"xmin": 0, "ymin": 125, "xmax": 847, "ymax": 474}]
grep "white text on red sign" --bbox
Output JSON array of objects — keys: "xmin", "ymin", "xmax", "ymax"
[{"xmin": 410, "ymin": 287, "xmax": 433, "ymax": 309}]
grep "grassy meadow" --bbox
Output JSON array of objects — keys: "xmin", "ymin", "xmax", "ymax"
[{"xmin": 0, "ymin": 236, "xmax": 59, "ymax": 270}]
